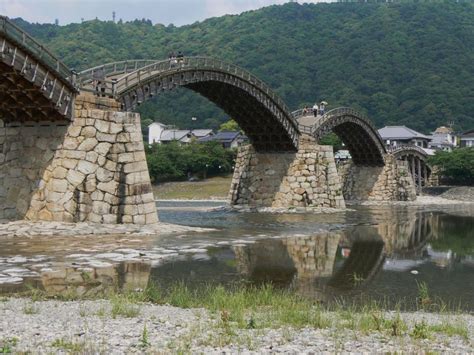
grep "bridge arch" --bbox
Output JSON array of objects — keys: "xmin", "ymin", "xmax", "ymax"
[
  {"xmin": 390, "ymin": 145, "xmax": 431, "ymax": 193},
  {"xmin": 78, "ymin": 58, "xmax": 300, "ymax": 152},
  {"xmin": 295, "ymin": 107, "xmax": 387, "ymax": 166}
]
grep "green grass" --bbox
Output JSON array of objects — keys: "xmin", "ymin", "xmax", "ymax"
[
  {"xmin": 6, "ymin": 282, "xmax": 472, "ymax": 346},
  {"xmin": 0, "ymin": 338, "xmax": 18, "ymax": 354},
  {"xmin": 110, "ymin": 294, "xmax": 140, "ymax": 318},
  {"xmin": 51, "ymin": 338, "xmax": 86, "ymax": 352},
  {"xmin": 153, "ymin": 175, "xmax": 232, "ymax": 200}
]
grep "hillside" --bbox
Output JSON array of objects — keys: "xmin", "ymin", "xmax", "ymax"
[{"xmin": 12, "ymin": 2, "xmax": 474, "ymax": 133}]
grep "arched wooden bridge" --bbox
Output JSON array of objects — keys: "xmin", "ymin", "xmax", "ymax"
[
  {"xmin": 77, "ymin": 58, "xmax": 300, "ymax": 152},
  {"xmin": 0, "ymin": 16, "xmax": 77, "ymax": 123}
]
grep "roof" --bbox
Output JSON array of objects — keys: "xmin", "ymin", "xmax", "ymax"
[
  {"xmin": 429, "ymin": 134, "xmax": 454, "ymax": 146},
  {"xmin": 198, "ymin": 131, "xmax": 242, "ymax": 143},
  {"xmin": 160, "ymin": 130, "xmax": 191, "ymax": 141},
  {"xmin": 433, "ymin": 126, "xmax": 453, "ymax": 134},
  {"xmin": 461, "ymin": 129, "xmax": 474, "ymax": 138},
  {"xmin": 378, "ymin": 126, "xmax": 431, "ymax": 140},
  {"xmin": 191, "ymin": 129, "xmax": 213, "ymax": 137}
]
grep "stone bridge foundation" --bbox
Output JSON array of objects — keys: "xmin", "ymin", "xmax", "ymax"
[
  {"xmin": 229, "ymin": 136, "xmax": 345, "ymax": 209},
  {"xmin": 338, "ymin": 156, "xmax": 416, "ymax": 201},
  {"xmin": 0, "ymin": 93, "xmax": 158, "ymax": 224}
]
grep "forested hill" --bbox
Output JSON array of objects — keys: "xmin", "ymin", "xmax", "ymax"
[{"xmin": 12, "ymin": 2, "xmax": 474, "ymax": 133}]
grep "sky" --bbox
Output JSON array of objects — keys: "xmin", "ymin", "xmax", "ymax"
[{"xmin": 0, "ymin": 0, "xmax": 336, "ymax": 26}]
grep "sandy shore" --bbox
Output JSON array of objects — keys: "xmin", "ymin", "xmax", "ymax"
[{"xmin": 0, "ymin": 298, "xmax": 472, "ymax": 353}]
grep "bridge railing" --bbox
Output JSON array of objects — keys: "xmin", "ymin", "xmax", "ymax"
[
  {"xmin": 0, "ymin": 15, "xmax": 74, "ymax": 86},
  {"xmin": 115, "ymin": 57, "xmax": 294, "ymax": 119},
  {"xmin": 77, "ymin": 59, "xmax": 160, "ymax": 86},
  {"xmin": 388, "ymin": 144, "xmax": 429, "ymax": 158}
]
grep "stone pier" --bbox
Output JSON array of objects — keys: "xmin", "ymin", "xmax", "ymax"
[
  {"xmin": 0, "ymin": 93, "xmax": 158, "ymax": 224},
  {"xmin": 229, "ymin": 136, "xmax": 346, "ymax": 208},
  {"xmin": 338, "ymin": 155, "xmax": 416, "ymax": 201}
]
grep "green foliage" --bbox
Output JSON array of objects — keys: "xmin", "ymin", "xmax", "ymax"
[
  {"xmin": 428, "ymin": 148, "xmax": 474, "ymax": 185},
  {"xmin": 146, "ymin": 141, "xmax": 236, "ymax": 183},
  {"xmin": 13, "ymin": 2, "xmax": 474, "ymax": 133},
  {"xmin": 319, "ymin": 133, "xmax": 343, "ymax": 150},
  {"xmin": 219, "ymin": 119, "xmax": 240, "ymax": 132}
]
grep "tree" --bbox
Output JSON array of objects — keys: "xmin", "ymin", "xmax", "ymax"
[
  {"xmin": 218, "ymin": 119, "xmax": 240, "ymax": 132},
  {"xmin": 428, "ymin": 148, "xmax": 474, "ymax": 185}
]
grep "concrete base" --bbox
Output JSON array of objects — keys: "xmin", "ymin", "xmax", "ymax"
[{"xmin": 229, "ymin": 136, "xmax": 345, "ymax": 208}]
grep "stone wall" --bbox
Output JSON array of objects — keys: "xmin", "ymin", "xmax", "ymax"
[
  {"xmin": 338, "ymin": 155, "xmax": 416, "ymax": 201},
  {"xmin": 0, "ymin": 93, "xmax": 158, "ymax": 224},
  {"xmin": 228, "ymin": 136, "xmax": 345, "ymax": 208},
  {"xmin": 0, "ymin": 120, "xmax": 68, "ymax": 220}
]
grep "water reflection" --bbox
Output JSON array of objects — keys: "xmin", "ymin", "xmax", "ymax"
[{"xmin": 0, "ymin": 203, "xmax": 473, "ymax": 310}]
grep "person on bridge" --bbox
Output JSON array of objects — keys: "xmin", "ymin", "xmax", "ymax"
[
  {"xmin": 319, "ymin": 101, "xmax": 327, "ymax": 115},
  {"xmin": 169, "ymin": 52, "xmax": 177, "ymax": 68},
  {"xmin": 312, "ymin": 103, "xmax": 319, "ymax": 117}
]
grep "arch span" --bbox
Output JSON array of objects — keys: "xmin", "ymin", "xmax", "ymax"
[
  {"xmin": 79, "ymin": 57, "xmax": 300, "ymax": 152},
  {"xmin": 309, "ymin": 108, "xmax": 386, "ymax": 166},
  {"xmin": 0, "ymin": 16, "xmax": 76, "ymax": 123},
  {"xmin": 390, "ymin": 145, "xmax": 431, "ymax": 193}
]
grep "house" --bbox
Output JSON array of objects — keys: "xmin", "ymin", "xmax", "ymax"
[
  {"xmin": 148, "ymin": 122, "xmax": 214, "ymax": 145},
  {"xmin": 378, "ymin": 126, "xmax": 432, "ymax": 148},
  {"xmin": 429, "ymin": 126, "xmax": 457, "ymax": 151},
  {"xmin": 198, "ymin": 131, "xmax": 247, "ymax": 149},
  {"xmin": 148, "ymin": 122, "xmax": 169, "ymax": 144},
  {"xmin": 460, "ymin": 129, "xmax": 474, "ymax": 147},
  {"xmin": 159, "ymin": 129, "xmax": 195, "ymax": 144}
]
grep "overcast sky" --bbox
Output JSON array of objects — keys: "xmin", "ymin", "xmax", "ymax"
[{"xmin": 1, "ymin": 0, "xmax": 336, "ymax": 26}]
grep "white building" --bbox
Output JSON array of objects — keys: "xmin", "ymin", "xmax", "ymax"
[
  {"xmin": 148, "ymin": 122, "xmax": 169, "ymax": 144},
  {"xmin": 148, "ymin": 122, "xmax": 213, "ymax": 145},
  {"xmin": 429, "ymin": 126, "xmax": 457, "ymax": 151},
  {"xmin": 460, "ymin": 129, "xmax": 474, "ymax": 148}
]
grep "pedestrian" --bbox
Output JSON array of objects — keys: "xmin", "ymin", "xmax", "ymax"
[
  {"xmin": 319, "ymin": 101, "xmax": 326, "ymax": 115},
  {"xmin": 312, "ymin": 102, "xmax": 318, "ymax": 117},
  {"xmin": 169, "ymin": 52, "xmax": 177, "ymax": 68}
]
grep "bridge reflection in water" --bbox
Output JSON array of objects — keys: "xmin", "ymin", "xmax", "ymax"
[{"xmin": 0, "ymin": 209, "xmax": 465, "ymax": 305}]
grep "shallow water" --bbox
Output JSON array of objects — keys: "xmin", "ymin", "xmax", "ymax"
[{"xmin": 0, "ymin": 201, "xmax": 473, "ymax": 311}]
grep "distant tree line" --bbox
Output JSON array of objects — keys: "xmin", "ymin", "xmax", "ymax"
[
  {"xmin": 145, "ymin": 141, "xmax": 236, "ymax": 183},
  {"xmin": 14, "ymin": 1, "xmax": 474, "ymax": 134}
]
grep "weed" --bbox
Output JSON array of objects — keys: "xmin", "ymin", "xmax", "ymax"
[
  {"xmin": 410, "ymin": 321, "xmax": 431, "ymax": 339},
  {"xmin": 22, "ymin": 302, "xmax": 38, "ymax": 315},
  {"xmin": 429, "ymin": 321, "xmax": 469, "ymax": 340},
  {"xmin": 416, "ymin": 281, "xmax": 432, "ymax": 309},
  {"xmin": 139, "ymin": 323, "xmax": 151, "ymax": 349},
  {"xmin": 0, "ymin": 337, "xmax": 18, "ymax": 353},
  {"xmin": 51, "ymin": 338, "xmax": 85, "ymax": 352},
  {"xmin": 110, "ymin": 295, "xmax": 140, "ymax": 318}
]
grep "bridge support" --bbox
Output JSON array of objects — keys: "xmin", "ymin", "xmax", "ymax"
[
  {"xmin": 338, "ymin": 155, "xmax": 416, "ymax": 201},
  {"xmin": 229, "ymin": 136, "xmax": 345, "ymax": 209},
  {"xmin": 0, "ymin": 93, "xmax": 158, "ymax": 224}
]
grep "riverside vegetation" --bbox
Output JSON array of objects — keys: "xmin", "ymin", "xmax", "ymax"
[
  {"xmin": 13, "ymin": 1, "xmax": 474, "ymax": 134},
  {"xmin": 1, "ymin": 282, "xmax": 471, "ymax": 352}
]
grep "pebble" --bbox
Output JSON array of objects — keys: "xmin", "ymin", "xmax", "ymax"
[{"xmin": 0, "ymin": 299, "xmax": 471, "ymax": 353}]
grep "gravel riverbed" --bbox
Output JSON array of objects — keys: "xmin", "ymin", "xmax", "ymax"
[{"xmin": 0, "ymin": 298, "xmax": 472, "ymax": 353}]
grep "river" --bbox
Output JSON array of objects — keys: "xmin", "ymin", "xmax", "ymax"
[{"xmin": 0, "ymin": 201, "xmax": 473, "ymax": 311}]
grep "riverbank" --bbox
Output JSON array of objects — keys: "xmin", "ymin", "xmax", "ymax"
[
  {"xmin": 0, "ymin": 293, "xmax": 471, "ymax": 353},
  {"xmin": 423, "ymin": 186, "xmax": 474, "ymax": 202},
  {"xmin": 153, "ymin": 175, "xmax": 232, "ymax": 200}
]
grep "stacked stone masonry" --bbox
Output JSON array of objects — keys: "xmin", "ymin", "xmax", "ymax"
[
  {"xmin": 229, "ymin": 136, "xmax": 346, "ymax": 208},
  {"xmin": 0, "ymin": 93, "xmax": 158, "ymax": 224},
  {"xmin": 338, "ymin": 155, "xmax": 416, "ymax": 201}
]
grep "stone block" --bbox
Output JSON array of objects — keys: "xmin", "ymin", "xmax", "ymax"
[{"xmin": 77, "ymin": 160, "xmax": 98, "ymax": 175}]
